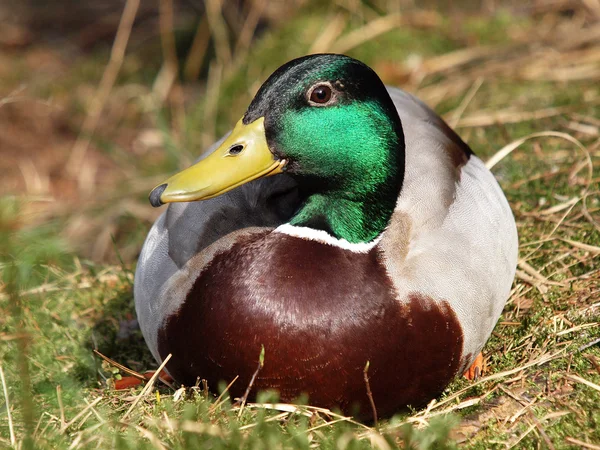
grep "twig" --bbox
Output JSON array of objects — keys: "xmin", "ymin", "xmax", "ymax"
[
  {"xmin": 237, "ymin": 345, "xmax": 265, "ymax": 418},
  {"xmin": 162, "ymin": 411, "xmax": 174, "ymax": 434},
  {"xmin": 448, "ymin": 77, "xmax": 484, "ymax": 128},
  {"xmin": 60, "ymin": 397, "xmax": 103, "ymax": 434},
  {"xmin": 153, "ymin": 0, "xmax": 179, "ymax": 105},
  {"xmin": 233, "ymin": 0, "xmax": 267, "ymax": 62},
  {"xmin": 529, "ymin": 413, "xmax": 556, "ymax": 450},
  {"xmin": 566, "ymin": 374, "xmax": 600, "ymax": 393},
  {"xmin": 160, "ymin": 419, "xmax": 224, "ymax": 437},
  {"xmin": 239, "ymin": 403, "xmax": 372, "ymax": 430},
  {"xmin": 56, "ymin": 385, "xmax": 66, "ymax": 430},
  {"xmin": 486, "ymin": 132, "xmax": 593, "ymax": 186},
  {"xmin": 309, "ymin": 13, "xmax": 346, "ymax": 54},
  {"xmin": 522, "ymin": 199, "xmax": 580, "ymax": 262},
  {"xmin": 66, "ymin": 423, "xmax": 105, "ymax": 450},
  {"xmin": 122, "ymin": 354, "xmax": 172, "ymax": 421},
  {"xmin": 202, "ymin": 379, "xmax": 209, "ymax": 399},
  {"xmin": 209, "ymin": 375, "xmax": 239, "ymax": 412},
  {"xmin": 205, "ymin": 0, "xmax": 231, "ymax": 66},
  {"xmin": 304, "ymin": 417, "xmax": 352, "ymax": 433},
  {"xmin": 518, "ymin": 259, "xmax": 565, "ymax": 287},
  {"xmin": 565, "ymin": 437, "xmax": 600, "ymax": 450},
  {"xmin": 83, "ymin": 397, "xmax": 106, "ymax": 424},
  {"xmin": 515, "ymin": 269, "xmax": 549, "ymax": 294},
  {"xmin": 508, "ymin": 421, "xmax": 537, "ymax": 449},
  {"xmin": 201, "ymin": 62, "xmax": 223, "ymax": 150},
  {"xmin": 66, "ymin": 0, "xmax": 140, "ymax": 176},
  {"xmin": 555, "ymin": 323, "xmax": 599, "ymax": 337},
  {"xmin": 0, "ymin": 366, "xmax": 15, "ymax": 446},
  {"xmin": 238, "ymin": 412, "xmax": 291, "ymax": 430},
  {"xmin": 586, "ymin": 355, "xmax": 600, "ymax": 375},
  {"xmin": 456, "ymin": 106, "xmax": 569, "ymax": 128},
  {"xmin": 561, "ymin": 238, "xmax": 600, "ymax": 254},
  {"xmin": 184, "ymin": 14, "xmax": 210, "ymax": 81},
  {"xmin": 331, "ymin": 14, "xmax": 401, "ymax": 54},
  {"xmin": 582, "ymin": 191, "xmax": 600, "ymax": 233},
  {"xmin": 579, "ymin": 337, "xmax": 600, "ymax": 352},
  {"xmin": 236, "ymin": 402, "xmax": 312, "ymax": 418},
  {"xmin": 134, "ymin": 424, "xmax": 168, "ymax": 450},
  {"xmin": 93, "ymin": 349, "xmax": 146, "ymax": 381},
  {"xmin": 363, "ymin": 361, "xmax": 378, "ymax": 426}
]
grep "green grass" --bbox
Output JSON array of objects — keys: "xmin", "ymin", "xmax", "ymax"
[{"xmin": 2, "ymin": 1, "xmax": 600, "ymax": 448}]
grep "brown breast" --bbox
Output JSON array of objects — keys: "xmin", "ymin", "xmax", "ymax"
[{"xmin": 158, "ymin": 231, "xmax": 464, "ymax": 419}]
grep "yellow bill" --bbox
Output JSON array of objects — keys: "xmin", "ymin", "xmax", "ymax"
[{"xmin": 149, "ymin": 117, "xmax": 286, "ymax": 207}]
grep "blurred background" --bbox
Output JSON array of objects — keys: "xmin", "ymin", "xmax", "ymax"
[
  {"xmin": 0, "ymin": 0, "xmax": 598, "ymax": 264},
  {"xmin": 1, "ymin": 2, "xmax": 599, "ymax": 447}
]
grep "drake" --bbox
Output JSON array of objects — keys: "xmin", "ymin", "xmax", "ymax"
[{"xmin": 134, "ymin": 54, "xmax": 518, "ymax": 419}]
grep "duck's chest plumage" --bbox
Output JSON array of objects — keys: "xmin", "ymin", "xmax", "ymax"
[{"xmin": 157, "ymin": 230, "xmax": 464, "ymax": 417}]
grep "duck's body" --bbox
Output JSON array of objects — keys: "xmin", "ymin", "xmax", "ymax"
[{"xmin": 135, "ymin": 56, "xmax": 518, "ymax": 419}]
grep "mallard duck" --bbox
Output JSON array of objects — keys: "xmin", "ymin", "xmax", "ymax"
[{"xmin": 134, "ymin": 54, "xmax": 518, "ymax": 419}]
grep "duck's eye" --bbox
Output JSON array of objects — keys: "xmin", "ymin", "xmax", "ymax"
[{"xmin": 308, "ymin": 84, "xmax": 333, "ymax": 105}]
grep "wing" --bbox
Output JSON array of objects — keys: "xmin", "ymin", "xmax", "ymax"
[{"xmin": 382, "ymin": 87, "xmax": 518, "ymax": 370}]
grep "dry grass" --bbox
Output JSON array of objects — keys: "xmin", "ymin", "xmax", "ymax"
[{"xmin": 1, "ymin": 0, "xmax": 599, "ymax": 448}]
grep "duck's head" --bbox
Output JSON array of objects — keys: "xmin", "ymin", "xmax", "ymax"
[{"xmin": 150, "ymin": 54, "xmax": 405, "ymax": 243}]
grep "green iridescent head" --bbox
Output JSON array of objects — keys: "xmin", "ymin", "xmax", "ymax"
[
  {"xmin": 150, "ymin": 54, "xmax": 405, "ymax": 244},
  {"xmin": 245, "ymin": 54, "xmax": 405, "ymax": 243}
]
